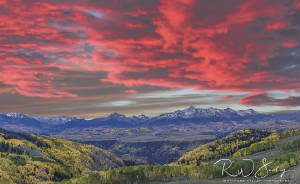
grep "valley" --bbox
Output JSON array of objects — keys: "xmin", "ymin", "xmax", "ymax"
[
  {"xmin": 0, "ymin": 126, "xmax": 299, "ymax": 183},
  {"xmin": 0, "ymin": 107, "xmax": 299, "ymax": 183},
  {"xmin": 58, "ymin": 128, "xmax": 300, "ymax": 184}
]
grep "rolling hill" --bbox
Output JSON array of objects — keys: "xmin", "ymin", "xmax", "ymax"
[
  {"xmin": 177, "ymin": 128, "xmax": 300, "ymax": 165},
  {"xmin": 57, "ymin": 128, "xmax": 300, "ymax": 184},
  {"xmin": 0, "ymin": 128, "xmax": 124, "ymax": 184}
]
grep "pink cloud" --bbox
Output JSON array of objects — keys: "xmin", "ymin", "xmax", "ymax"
[
  {"xmin": 281, "ymin": 42, "xmax": 297, "ymax": 48},
  {"xmin": 0, "ymin": 0, "xmax": 298, "ymax": 99},
  {"xmin": 266, "ymin": 21, "xmax": 287, "ymax": 31}
]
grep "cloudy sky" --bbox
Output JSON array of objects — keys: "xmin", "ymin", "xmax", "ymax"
[{"xmin": 0, "ymin": 0, "xmax": 299, "ymax": 118}]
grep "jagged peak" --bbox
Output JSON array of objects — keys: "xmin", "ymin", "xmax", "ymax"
[
  {"xmin": 237, "ymin": 109, "xmax": 258, "ymax": 115},
  {"xmin": 137, "ymin": 114, "xmax": 149, "ymax": 119},
  {"xmin": 186, "ymin": 106, "xmax": 196, "ymax": 110},
  {"xmin": 5, "ymin": 112, "xmax": 29, "ymax": 119},
  {"xmin": 108, "ymin": 112, "xmax": 126, "ymax": 119},
  {"xmin": 32, "ymin": 115, "xmax": 83, "ymax": 124}
]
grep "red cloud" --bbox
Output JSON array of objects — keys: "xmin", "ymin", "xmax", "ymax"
[
  {"xmin": 281, "ymin": 42, "xmax": 297, "ymax": 48},
  {"xmin": 266, "ymin": 21, "xmax": 287, "ymax": 31},
  {"xmin": 0, "ymin": 0, "xmax": 299, "ymax": 99},
  {"xmin": 124, "ymin": 89, "xmax": 138, "ymax": 94},
  {"xmin": 0, "ymin": 64, "xmax": 76, "ymax": 98},
  {"xmin": 95, "ymin": 0, "xmax": 298, "ymax": 93}
]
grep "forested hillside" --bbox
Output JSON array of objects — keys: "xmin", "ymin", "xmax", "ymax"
[
  {"xmin": 59, "ymin": 165, "xmax": 223, "ymax": 184},
  {"xmin": 0, "ymin": 128, "xmax": 124, "ymax": 184},
  {"xmin": 59, "ymin": 129, "xmax": 300, "ymax": 184},
  {"xmin": 178, "ymin": 129, "xmax": 300, "ymax": 165},
  {"xmin": 1, "ymin": 128, "xmax": 298, "ymax": 184}
]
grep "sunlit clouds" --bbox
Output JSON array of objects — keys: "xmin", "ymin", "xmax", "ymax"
[{"xmin": 0, "ymin": 0, "xmax": 299, "ymax": 117}]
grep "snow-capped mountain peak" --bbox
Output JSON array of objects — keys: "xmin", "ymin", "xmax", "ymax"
[
  {"xmin": 185, "ymin": 106, "xmax": 197, "ymax": 111},
  {"xmin": 32, "ymin": 115, "xmax": 82, "ymax": 124},
  {"xmin": 108, "ymin": 112, "xmax": 127, "ymax": 120},
  {"xmin": 129, "ymin": 114, "xmax": 150, "ymax": 122},
  {"xmin": 136, "ymin": 114, "xmax": 149, "ymax": 120},
  {"xmin": 155, "ymin": 107, "xmax": 259, "ymax": 121},
  {"xmin": 5, "ymin": 112, "xmax": 29, "ymax": 119},
  {"xmin": 237, "ymin": 109, "xmax": 257, "ymax": 116}
]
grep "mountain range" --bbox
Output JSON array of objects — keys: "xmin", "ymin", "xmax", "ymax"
[{"xmin": 0, "ymin": 107, "xmax": 299, "ymax": 134}]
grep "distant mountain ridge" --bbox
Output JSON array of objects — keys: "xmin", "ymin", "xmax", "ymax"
[
  {"xmin": 149, "ymin": 106, "xmax": 257, "ymax": 121},
  {"xmin": 157, "ymin": 106, "xmax": 257, "ymax": 119},
  {"xmin": 32, "ymin": 115, "xmax": 83, "ymax": 125},
  {"xmin": 0, "ymin": 107, "xmax": 299, "ymax": 134},
  {"xmin": 0, "ymin": 106, "xmax": 258, "ymax": 121}
]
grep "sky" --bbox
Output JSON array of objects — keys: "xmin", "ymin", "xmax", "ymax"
[{"xmin": 0, "ymin": 0, "xmax": 299, "ymax": 118}]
